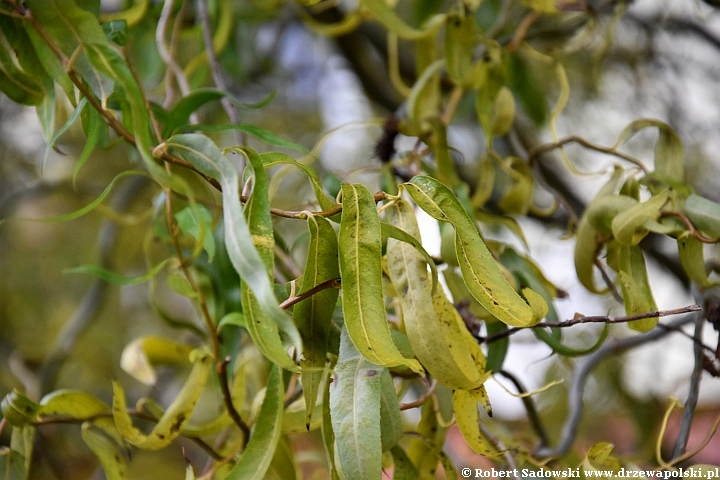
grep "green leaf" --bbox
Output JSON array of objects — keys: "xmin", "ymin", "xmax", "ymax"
[
  {"xmin": 81, "ymin": 424, "xmax": 128, "ymax": 480},
  {"xmin": 360, "ymin": 0, "xmax": 445, "ymax": 39},
  {"xmin": 404, "ymin": 176, "xmax": 545, "ymax": 327},
  {"xmin": 101, "ymin": 20, "xmax": 127, "ymax": 46},
  {"xmin": 452, "ymin": 387, "xmax": 502, "ymax": 458},
  {"xmin": 379, "ymin": 369, "xmax": 402, "ymax": 451},
  {"xmin": 585, "ymin": 195, "xmax": 638, "ymax": 235},
  {"xmin": 615, "ymin": 119, "xmax": 684, "ymax": 182},
  {"xmin": 42, "ymin": 97, "xmax": 87, "ymax": 172},
  {"xmin": 112, "ymin": 349, "xmax": 212, "ymax": 450},
  {"xmin": 615, "ymin": 245, "xmax": 658, "ymax": 332},
  {"xmin": 497, "ymin": 157, "xmax": 533, "ymax": 216},
  {"xmin": 678, "ymin": 233, "xmax": 717, "ymax": 288},
  {"xmin": 407, "ymin": 59, "xmax": 444, "ymax": 129},
  {"xmin": 178, "ymin": 123, "xmax": 308, "ymax": 153},
  {"xmin": 73, "ymin": 106, "xmax": 102, "ymax": 187},
  {"xmin": 0, "ymin": 391, "xmax": 40, "ymax": 427},
  {"xmin": 338, "ymin": 183, "xmax": 423, "ymax": 372},
  {"xmin": 380, "ymin": 219, "xmax": 438, "ymax": 291},
  {"xmin": 0, "ymin": 39, "xmax": 44, "ymax": 105},
  {"xmin": 175, "ymin": 205, "xmax": 215, "ymax": 262},
  {"xmin": 611, "ymin": 190, "xmax": 670, "ymax": 246},
  {"xmin": 445, "ymin": 10, "xmax": 484, "ymax": 89},
  {"xmin": 294, "ymin": 214, "xmax": 339, "ymax": 428},
  {"xmin": 683, "ymin": 194, "xmax": 720, "ymax": 238},
  {"xmin": 329, "ymin": 327, "xmax": 383, "ymax": 480},
  {"xmin": 321, "ymin": 368, "xmax": 340, "ymax": 480},
  {"xmin": 574, "ymin": 168, "xmax": 625, "ymax": 293},
  {"xmin": 217, "ymin": 312, "xmax": 246, "ymax": 331},
  {"xmin": 241, "ymin": 151, "xmax": 337, "ymax": 212},
  {"xmin": 99, "ymin": 0, "xmax": 150, "ymax": 26},
  {"xmin": 225, "ymin": 366, "xmax": 284, "ymax": 480},
  {"xmin": 64, "ymin": 258, "xmax": 170, "ymax": 286},
  {"xmin": 0, "ymin": 449, "xmax": 26, "ymax": 480},
  {"xmin": 391, "ymin": 446, "xmax": 419, "ymax": 480},
  {"xmin": 119, "ymin": 336, "xmax": 195, "ymax": 386},
  {"xmin": 161, "ymin": 135, "xmax": 301, "ymax": 370}
]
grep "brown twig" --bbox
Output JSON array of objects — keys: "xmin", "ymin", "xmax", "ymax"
[
  {"xmin": 400, "ymin": 380, "xmax": 437, "ymax": 411},
  {"xmin": 217, "ymin": 356, "xmax": 250, "ymax": 444},
  {"xmin": 497, "ymin": 370, "xmax": 550, "ymax": 448},
  {"xmin": 279, "ymin": 278, "xmax": 342, "ymax": 310},
  {"xmin": 506, "ymin": 11, "xmax": 543, "ymax": 53},
  {"xmin": 483, "ymin": 305, "xmax": 701, "ymax": 344},
  {"xmin": 528, "ymin": 135, "xmax": 649, "ymax": 173},
  {"xmin": 594, "ymin": 258, "xmax": 623, "ymax": 303},
  {"xmin": 30, "ymin": 409, "xmax": 223, "ymax": 461},
  {"xmin": 661, "ymin": 211, "xmax": 719, "ymax": 244}
]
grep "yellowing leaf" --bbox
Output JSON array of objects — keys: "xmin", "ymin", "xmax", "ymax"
[
  {"xmin": 385, "ymin": 200, "xmax": 486, "ymax": 390},
  {"xmin": 112, "ymin": 349, "xmax": 212, "ymax": 450},
  {"xmin": 338, "ymin": 184, "xmax": 422, "ymax": 372},
  {"xmin": 119, "ymin": 337, "xmax": 195, "ymax": 386},
  {"xmin": 361, "ymin": 0, "xmax": 445, "ymax": 39},
  {"xmin": 405, "ymin": 176, "xmax": 545, "ymax": 327},
  {"xmin": 452, "ymin": 388, "xmax": 502, "ymax": 458}
]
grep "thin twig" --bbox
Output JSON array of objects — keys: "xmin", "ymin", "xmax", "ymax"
[
  {"xmin": 497, "ymin": 370, "xmax": 550, "ymax": 448},
  {"xmin": 662, "ymin": 211, "xmax": 719, "ymax": 244},
  {"xmin": 528, "ymin": 135, "xmax": 649, "ymax": 173},
  {"xmin": 31, "ymin": 409, "xmax": 224, "ymax": 461},
  {"xmin": 595, "ymin": 258, "xmax": 623, "ymax": 303},
  {"xmin": 279, "ymin": 278, "xmax": 342, "ymax": 310},
  {"xmin": 400, "ymin": 381, "xmax": 437, "ymax": 411},
  {"xmin": 534, "ymin": 311, "xmax": 700, "ymax": 458},
  {"xmin": 217, "ymin": 356, "xmax": 251, "ymax": 444},
  {"xmin": 196, "ymin": 0, "xmax": 244, "ymax": 147},
  {"xmin": 483, "ymin": 305, "xmax": 700, "ymax": 344},
  {"xmin": 506, "ymin": 11, "xmax": 543, "ymax": 53},
  {"xmin": 672, "ymin": 290, "xmax": 706, "ymax": 459},
  {"xmin": 157, "ymin": 0, "xmax": 194, "ymax": 110}
]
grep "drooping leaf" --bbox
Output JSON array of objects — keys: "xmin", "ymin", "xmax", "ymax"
[
  {"xmin": 112, "ymin": 349, "xmax": 212, "ymax": 450},
  {"xmin": 42, "ymin": 97, "xmax": 88, "ymax": 171},
  {"xmin": 0, "ymin": 449, "xmax": 26, "ymax": 480},
  {"xmin": 160, "ymin": 135, "xmax": 301, "ymax": 370},
  {"xmin": 81, "ymin": 424, "xmax": 128, "ymax": 480},
  {"xmin": 0, "ymin": 39, "xmax": 44, "ymax": 105},
  {"xmin": 0, "ymin": 391, "xmax": 40, "ymax": 427},
  {"xmin": 225, "ymin": 366, "xmax": 284, "ymax": 480},
  {"xmin": 452, "ymin": 387, "xmax": 502, "ymax": 458},
  {"xmin": 360, "ymin": 0, "xmax": 445, "ymax": 39},
  {"xmin": 683, "ymin": 194, "xmax": 720, "ymax": 238},
  {"xmin": 119, "ymin": 337, "xmax": 195, "ymax": 386},
  {"xmin": 251, "ymin": 151, "xmax": 337, "ymax": 212},
  {"xmin": 404, "ymin": 176, "xmax": 545, "ymax": 327},
  {"xmin": 391, "ymin": 445, "xmax": 419, "ymax": 480},
  {"xmin": 407, "ymin": 401, "xmax": 448, "ymax": 478},
  {"xmin": 379, "ymin": 369, "xmax": 402, "ymax": 452},
  {"xmin": 678, "ymin": 233, "xmax": 716, "ymax": 288},
  {"xmin": 385, "ymin": 200, "xmax": 486, "ymax": 390},
  {"xmin": 615, "ymin": 119, "xmax": 684, "ymax": 183},
  {"xmin": 615, "ymin": 245, "xmax": 658, "ymax": 332},
  {"xmin": 64, "ymin": 258, "xmax": 170, "ymax": 286},
  {"xmin": 73, "ymin": 106, "xmax": 102, "ymax": 186},
  {"xmin": 611, "ymin": 190, "xmax": 670, "ymax": 246},
  {"xmin": 175, "ymin": 205, "xmax": 215, "ymax": 262},
  {"xmin": 338, "ymin": 183, "xmax": 422, "ymax": 372},
  {"xmin": 179, "ymin": 124, "xmax": 308, "ymax": 154},
  {"xmin": 99, "ymin": 0, "xmax": 150, "ymax": 26},
  {"xmin": 293, "ymin": 214, "xmax": 339, "ymax": 428},
  {"xmin": 329, "ymin": 327, "xmax": 383, "ymax": 480},
  {"xmin": 445, "ymin": 9, "xmax": 484, "ymax": 89},
  {"xmin": 497, "ymin": 156, "xmax": 533, "ymax": 216}
]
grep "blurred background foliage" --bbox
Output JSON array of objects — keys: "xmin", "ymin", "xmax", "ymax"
[{"xmin": 1, "ymin": 0, "xmax": 720, "ymax": 478}]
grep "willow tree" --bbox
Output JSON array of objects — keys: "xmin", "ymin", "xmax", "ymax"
[{"xmin": 0, "ymin": 0, "xmax": 718, "ymax": 479}]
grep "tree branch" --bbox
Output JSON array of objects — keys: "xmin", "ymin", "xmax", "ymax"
[
  {"xmin": 483, "ymin": 305, "xmax": 701, "ymax": 344},
  {"xmin": 534, "ymin": 311, "xmax": 700, "ymax": 458}
]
